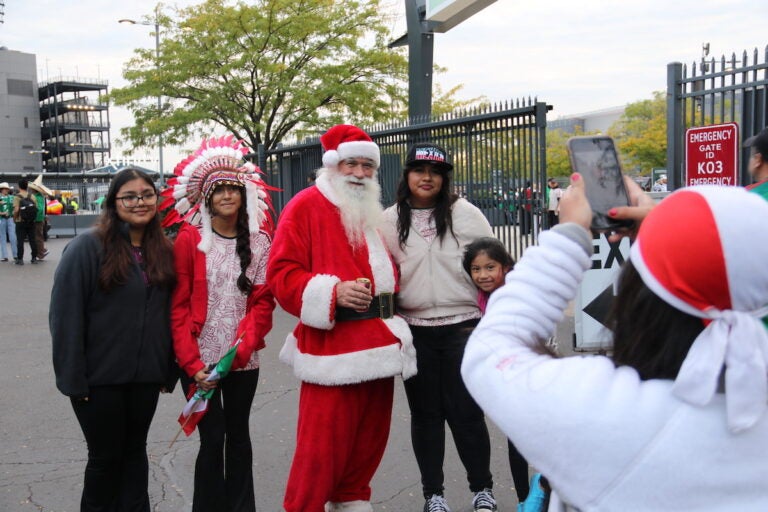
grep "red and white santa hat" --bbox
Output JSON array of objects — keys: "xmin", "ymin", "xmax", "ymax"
[
  {"xmin": 320, "ymin": 124, "xmax": 380, "ymax": 170},
  {"xmin": 629, "ymin": 185, "xmax": 768, "ymax": 432}
]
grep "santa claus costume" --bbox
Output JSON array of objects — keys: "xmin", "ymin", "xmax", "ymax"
[{"xmin": 267, "ymin": 125, "xmax": 416, "ymax": 512}]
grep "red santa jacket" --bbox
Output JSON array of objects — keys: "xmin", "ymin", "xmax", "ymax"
[
  {"xmin": 266, "ymin": 173, "xmax": 416, "ymax": 386},
  {"xmin": 171, "ymin": 223, "xmax": 275, "ymax": 377}
]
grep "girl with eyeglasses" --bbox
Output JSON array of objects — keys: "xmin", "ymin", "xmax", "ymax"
[{"xmin": 50, "ymin": 167, "xmax": 177, "ymax": 511}]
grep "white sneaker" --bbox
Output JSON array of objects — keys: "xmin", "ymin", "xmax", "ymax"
[
  {"xmin": 424, "ymin": 494, "xmax": 451, "ymax": 512},
  {"xmin": 473, "ymin": 488, "xmax": 498, "ymax": 512}
]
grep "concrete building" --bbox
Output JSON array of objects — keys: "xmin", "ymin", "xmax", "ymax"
[
  {"xmin": 0, "ymin": 47, "xmax": 42, "ymax": 173},
  {"xmin": 549, "ymin": 105, "xmax": 625, "ymax": 134}
]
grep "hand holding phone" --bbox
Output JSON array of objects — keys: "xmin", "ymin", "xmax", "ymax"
[{"xmin": 566, "ymin": 136, "xmax": 634, "ymax": 233}]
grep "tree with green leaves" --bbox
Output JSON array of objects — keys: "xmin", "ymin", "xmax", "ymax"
[
  {"xmin": 608, "ymin": 91, "xmax": 666, "ymax": 174},
  {"xmin": 111, "ymin": 0, "xmax": 409, "ymax": 153},
  {"xmin": 545, "ymin": 126, "xmax": 600, "ymax": 177}
]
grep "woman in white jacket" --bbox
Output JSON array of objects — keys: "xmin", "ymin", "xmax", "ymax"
[
  {"xmin": 462, "ymin": 174, "xmax": 768, "ymax": 511},
  {"xmin": 382, "ymin": 143, "xmax": 497, "ymax": 512}
]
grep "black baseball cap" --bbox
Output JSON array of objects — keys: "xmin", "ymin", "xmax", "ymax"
[
  {"xmin": 744, "ymin": 128, "xmax": 768, "ymax": 159},
  {"xmin": 404, "ymin": 143, "xmax": 453, "ymax": 171}
]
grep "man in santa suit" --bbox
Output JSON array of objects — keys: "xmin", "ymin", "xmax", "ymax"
[{"xmin": 267, "ymin": 124, "xmax": 417, "ymax": 512}]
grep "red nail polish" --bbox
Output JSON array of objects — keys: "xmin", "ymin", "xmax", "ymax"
[
  {"xmin": 608, "ymin": 208, "xmax": 617, "ymax": 217},
  {"xmin": 571, "ymin": 173, "xmax": 580, "ymax": 181}
]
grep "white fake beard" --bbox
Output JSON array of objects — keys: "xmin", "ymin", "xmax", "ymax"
[{"xmin": 327, "ymin": 170, "xmax": 383, "ymax": 248}]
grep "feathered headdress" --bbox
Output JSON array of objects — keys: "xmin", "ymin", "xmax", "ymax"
[{"xmin": 160, "ymin": 135, "xmax": 274, "ymax": 252}]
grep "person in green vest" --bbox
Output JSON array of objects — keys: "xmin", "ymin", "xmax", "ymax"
[
  {"xmin": 0, "ymin": 182, "xmax": 18, "ymax": 262},
  {"xmin": 28, "ymin": 183, "xmax": 48, "ymax": 260},
  {"xmin": 745, "ymin": 128, "xmax": 768, "ymax": 200}
]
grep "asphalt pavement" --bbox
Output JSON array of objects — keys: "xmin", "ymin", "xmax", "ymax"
[{"xmin": 0, "ymin": 236, "xmax": 576, "ymax": 512}]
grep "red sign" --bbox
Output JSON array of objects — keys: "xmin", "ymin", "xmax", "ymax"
[{"xmin": 685, "ymin": 123, "xmax": 739, "ymax": 187}]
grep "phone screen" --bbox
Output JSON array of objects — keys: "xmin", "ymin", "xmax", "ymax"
[{"xmin": 567, "ymin": 136, "xmax": 634, "ymax": 232}]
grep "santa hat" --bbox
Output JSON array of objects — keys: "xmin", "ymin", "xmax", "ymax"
[
  {"xmin": 629, "ymin": 186, "xmax": 768, "ymax": 432},
  {"xmin": 320, "ymin": 124, "xmax": 380, "ymax": 170},
  {"xmin": 167, "ymin": 135, "xmax": 273, "ymax": 253}
]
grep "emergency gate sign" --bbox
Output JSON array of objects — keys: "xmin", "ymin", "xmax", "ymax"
[{"xmin": 685, "ymin": 123, "xmax": 739, "ymax": 187}]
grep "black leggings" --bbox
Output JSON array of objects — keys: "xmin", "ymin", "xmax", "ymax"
[
  {"xmin": 404, "ymin": 320, "xmax": 493, "ymax": 497},
  {"xmin": 180, "ymin": 368, "xmax": 259, "ymax": 512},
  {"xmin": 71, "ymin": 383, "xmax": 161, "ymax": 512},
  {"xmin": 508, "ymin": 439, "xmax": 530, "ymax": 501}
]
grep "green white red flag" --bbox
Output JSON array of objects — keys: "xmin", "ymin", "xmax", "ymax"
[{"xmin": 177, "ymin": 339, "xmax": 241, "ymax": 436}]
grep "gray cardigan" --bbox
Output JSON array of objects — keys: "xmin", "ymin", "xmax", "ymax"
[{"xmin": 50, "ymin": 230, "xmax": 176, "ymax": 398}]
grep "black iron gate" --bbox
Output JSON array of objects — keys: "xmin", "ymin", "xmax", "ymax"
[
  {"xmin": 259, "ymin": 98, "xmax": 550, "ymax": 259},
  {"xmin": 666, "ymin": 46, "xmax": 768, "ymax": 190}
]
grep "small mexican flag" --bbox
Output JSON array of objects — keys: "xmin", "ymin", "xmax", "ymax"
[{"xmin": 177, "ymin": 338, "xmax": 242, "ymax": 437}]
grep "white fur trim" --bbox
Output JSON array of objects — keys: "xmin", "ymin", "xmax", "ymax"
[
  {"xmin": 300, "ymin": 274, "xmax": 340, "ymax": 330},
  {"xmin": 363, "ymin": 229, "xmax": 417, "ymax": 378},
  {"xmin": 282, "ymin": 338, "xmax": 406, "ymax": 385},
  {"xmin": 336, "ymin": 141, "xmax": 380, "ymax": 168},
  {"xmin": 323, "ymin": 149, "xmax": 340, "ymax": 169},
  {"xmin": 197, "ymin": 202, "xmax": 213, "ymax": 253},
  {"xmin": 315, "ymin": 172, "xmax": 338, "ymax": 206},
  {"xmin": 279, "ymin": 333, "xmax": 298, "ymax": 367},
  {"xmin": 385, "ymin": 316, "xmax": 417, "ymax": 379},
  {"xmin": 325, "ymin": 501, "xmax": 373, "ymax": 512},
  {"xmin": 364, "ymin": 230, "xmax": 394, "ymax": 293}
]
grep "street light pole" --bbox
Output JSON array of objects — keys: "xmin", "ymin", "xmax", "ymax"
[
  {"xmin": 119, "ymin": 8, "xmax": 165, "ymax": 187},
  {"xmin": 155, "ymin": 18, "xmax": 165, "ymax": 187}
]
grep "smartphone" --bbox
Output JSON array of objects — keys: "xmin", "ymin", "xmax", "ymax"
[{"xmin": 566, "ymin": 136, "xmax": 634, "ymax": 233}]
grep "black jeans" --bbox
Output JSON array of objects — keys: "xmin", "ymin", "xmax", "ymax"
[
  {"xmin": 15, "ymin": 220, "xmax": 36, "ymax": 261},
  {"xmin": 180, "ymin": 369, "xmax": 259, "ymax": 512},
  {"xmin": 71, "ymin": 383, "xmax": 161, "ymax": 512},
  {"xmin": 404, "ymin": 320, "xmax": 493, "ymax": 497},
  {"xmin": 508, "ymin": 439, "xmax": 530, "ymax": 501}
]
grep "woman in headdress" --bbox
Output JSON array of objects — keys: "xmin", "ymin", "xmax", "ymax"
[{"xmin": 167, "ymin": 136, "xmax": 275, "ymax": 512}]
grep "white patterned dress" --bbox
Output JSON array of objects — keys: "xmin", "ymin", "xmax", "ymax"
[{"xmin": 196, "ymin": 230, "xmax": 270, "ymax": 371}]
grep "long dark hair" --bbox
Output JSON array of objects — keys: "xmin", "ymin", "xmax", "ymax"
[
  {"xmin": 206, "ymin": 185, "xmax": 253, "ymax": 295},
  {"xmin": 462, "ymin": 237, "xmax": 515, "ymax": 276},
  {"xmin": 95, "ymin": 168, "xmax": 175, "ymax": 291},
  {"xmin": 609, "ymin": 261, "xmax": 705, "ymax": 380},
  {"xmin": 395, "ymin": 165, "xmax": 458, "ymax": 249}
]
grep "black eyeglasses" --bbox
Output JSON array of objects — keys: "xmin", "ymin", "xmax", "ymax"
[{"xmin": 115, "ymin": 192, "xmax": 158, "ymax": 208}]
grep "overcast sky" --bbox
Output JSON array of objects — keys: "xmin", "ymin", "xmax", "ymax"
[{"xmin": 1, "ymin": 0, "xmax": 765, "ymax": 164}]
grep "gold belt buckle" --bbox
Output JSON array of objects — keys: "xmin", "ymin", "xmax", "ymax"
[{"xmin": 378, "ymin": 292, "xmax": 394, "ymax": 319}]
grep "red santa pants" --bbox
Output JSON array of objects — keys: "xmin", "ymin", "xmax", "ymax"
[{"xmin": 283, "ymin": 377, "xmax": 394, "ymax": 512}]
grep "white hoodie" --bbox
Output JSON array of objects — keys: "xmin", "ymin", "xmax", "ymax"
[{"xmin": 461, "ymin": 226, "xmax": 768, "ymax": 511}]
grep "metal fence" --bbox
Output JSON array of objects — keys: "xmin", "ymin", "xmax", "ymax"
[
  {"xmin": 259, "ymin": 98, "xmax": 551, "ymax": 259},
  {"xmin": 1, "ymin": 99, "xmax": 551, "ymax": 258},
  {"xmin": 666, "ymin": 46, "xmax": 768, "ymax": 189}
]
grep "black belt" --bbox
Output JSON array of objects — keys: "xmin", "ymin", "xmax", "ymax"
[{"xmin": 336, "ymin": 293, "xmax": 397, "ymax": 321}]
